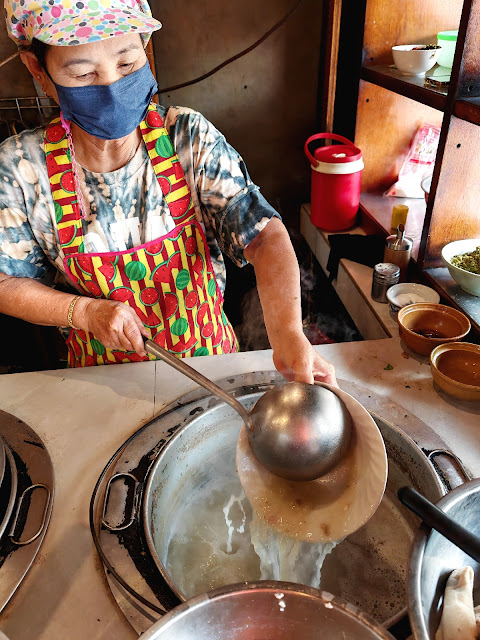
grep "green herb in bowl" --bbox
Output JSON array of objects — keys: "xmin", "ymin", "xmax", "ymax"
[{"xmin": 450, "ymin": 246, "xmax": 480, "ymax": 274}]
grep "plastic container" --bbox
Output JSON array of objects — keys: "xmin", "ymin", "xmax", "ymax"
[
  {"xmin": 436, "ymin": 31, "xmax": 458, "ymax": 68},
  {"xmin": 304, "ymin": 133, "xmax": 364, "ymax": 231},
  {"xmin": 390, "ymin": 204, "xmax": 409, "ymax": 234}
]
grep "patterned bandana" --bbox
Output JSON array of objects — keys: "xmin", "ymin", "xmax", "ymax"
[{"xmin": 4, "ymin": 0, "xmax": 162, "ymax": 47}]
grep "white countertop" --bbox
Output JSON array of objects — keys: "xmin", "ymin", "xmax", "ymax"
[{"xmin": 0, "ymin": 337, "xmax": 479, "ymax": 639}]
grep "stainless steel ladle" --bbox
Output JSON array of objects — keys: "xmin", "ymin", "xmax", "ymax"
[{"xmin": 145, "ymin": 339, "xmax": 352, "ymax": 481}]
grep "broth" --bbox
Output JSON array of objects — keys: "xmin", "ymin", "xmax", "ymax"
[
  {"xmin": 437, "ymin": 350, "xmax": 480, "ymax": 385},
  {"xmin": 412, "ymin": 328, "xmax": 448, "ymax": 339},
  {"xmin": 162, "ymin": 449, "xmax": 412, "ymax": 624}
]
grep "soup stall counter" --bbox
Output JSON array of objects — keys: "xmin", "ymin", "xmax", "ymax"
[{"xmin": 0, "ymin": 337, "xmax": 478, "ymax": 640}]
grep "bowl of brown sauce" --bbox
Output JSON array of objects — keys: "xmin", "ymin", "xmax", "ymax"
[
  {"xmin": 397, "ymin": 303, "xmax": 471, "ymax": 356},
  {"xmin": 430, "ymin": 342, "xmax": 480, "ymax": 401}
]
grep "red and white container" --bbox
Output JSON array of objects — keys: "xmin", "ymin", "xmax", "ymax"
[{"xmin": 304, "ymin": 133, "xmax": 364, "ymax": 231}]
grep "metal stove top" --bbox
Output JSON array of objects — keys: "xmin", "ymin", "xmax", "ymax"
[
  {"xmin": 89, "ymin": 372, "xmax": 470, "ymax": 637},
  {"xmin": 0, "ymin": 410, "xmax": 54, "ymax": 612}
]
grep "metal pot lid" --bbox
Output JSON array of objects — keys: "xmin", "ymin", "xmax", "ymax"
[
  {"xmin": 90, "ymin": 372, "xmax": 468, "ymax": 635},
  {"xmin": 139, "ymin": 582, "xmax": 395, "ymax": 640}
]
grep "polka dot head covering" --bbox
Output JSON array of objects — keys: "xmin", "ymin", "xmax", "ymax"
[{"xmin": 5, "ymin": 0, "xmax": 162, "ymax": 47}]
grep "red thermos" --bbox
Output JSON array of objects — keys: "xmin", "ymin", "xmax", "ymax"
[{"xmin": 304, "ymin": 133, "xmax": 364, "ymax": 231}]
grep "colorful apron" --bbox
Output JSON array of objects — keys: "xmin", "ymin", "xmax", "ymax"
[{"xmin": 44, "ymin": 105, "xmax": 238, "ymax": 367}]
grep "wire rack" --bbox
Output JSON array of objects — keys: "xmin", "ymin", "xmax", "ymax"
[{"xmin": 0, "ymin": 96, "xmax": 58, "ymax": 140}]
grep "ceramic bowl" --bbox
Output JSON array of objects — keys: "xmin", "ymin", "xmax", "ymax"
[
  {"xmin": 397, "ymin": 303, "xmax": 471, "ymax": 356},
  {"xmin": 386, "ymin": 283, "xmax": 440, "ymax": 315},
  {"xmin": 430, "ymin": 342, "xmax": 480, "ymax": 402},
  {"xmin": 392, "ymin": 45, "xmax": 442, "ymax": 76},
  {"xmin": 441, "ymin": 239, "xmax": 480, "ymax": 297}
]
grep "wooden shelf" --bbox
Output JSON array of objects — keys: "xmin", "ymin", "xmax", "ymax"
[
  {"xmin": 424, "ymin": 268, "xmax": 480, "ymax": 334},
  {"xmin": 361, "ymin": 65, "xmax": 448, "ymax": 111},
  {"xmin": 359, "ymin": 193, "xmax": 427, "ymax": 262},
  {"xmin": 454, "ymin": 96, "xmax": 480, "ymax": 125}
]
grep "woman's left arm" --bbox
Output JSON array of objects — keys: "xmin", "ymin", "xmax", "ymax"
[{"xmin": 244, "ymin": 217, "xmax": 337, "ymax": 386}]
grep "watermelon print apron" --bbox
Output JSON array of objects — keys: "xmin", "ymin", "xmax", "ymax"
[{"xmin": 44, "ymin": 104, "xmax": 238, "ymax": 367}]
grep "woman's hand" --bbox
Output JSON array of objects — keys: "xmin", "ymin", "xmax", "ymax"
[
  {"xmin": 272, "ymin": 330, "xmax": 337, "ymax": 386},
  {"xmin": 76, "ymin": 297, "xmax": 149, "ymax": 355}
]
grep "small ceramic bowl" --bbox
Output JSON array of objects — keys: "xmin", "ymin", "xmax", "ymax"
[
  {"xmin": 397, "ymin": 303, "xmax": 471, "ymax": 356},
  {"xmin": 441, "ymin": 239, "xmax": 480, "ymax": 297},
  {"xmin": 430, "ymin": 342, "xmax": 480, "ymax": 401},
  {"xmin": 392, "ymin": 45, "xmax": 442, "ymax": 76},
  {"xmin": 386, "ymin": 283, "xmax": 440, "ymax": 315}
]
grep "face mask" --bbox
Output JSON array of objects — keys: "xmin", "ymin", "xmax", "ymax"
[{"xmin": 53, "ymin": 62, "xmax": 158, "ymax": 140}]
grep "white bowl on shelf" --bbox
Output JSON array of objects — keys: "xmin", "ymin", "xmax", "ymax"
[
  {"xmin": 392, "ymin": 45, "xmax": 442, "ymax": 76},
  {"xmin": 441, "ymin": 239, "xmax": 480, "ymax": 297},
  {"xmin": 386, "ymin": 283, "xmax": 440, "ymax": 315}
]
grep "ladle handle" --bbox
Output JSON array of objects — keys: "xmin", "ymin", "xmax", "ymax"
[
  {"xmin": 144, "ymin": 339, "xmax": 251, "ymax": 427},
  {"xmin": 398, "ymin": 486, "xmax": 480, "ymax": 563}
]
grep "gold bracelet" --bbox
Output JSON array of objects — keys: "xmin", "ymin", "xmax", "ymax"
[{"xmin": 67, "ymin": 295, "xmax": 81, "ymax": 330}]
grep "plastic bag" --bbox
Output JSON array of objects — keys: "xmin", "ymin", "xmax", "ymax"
[{"xmin": 385, "ymin": 124, "xmax": 440, "ymax": 198}]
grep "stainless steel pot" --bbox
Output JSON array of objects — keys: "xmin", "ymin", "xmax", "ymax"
[
  {"xmin": 0, "ymin": 436, "xmax": 5, "ymax": 491},
  {"xmin": 138, "ymin": 582, "xmax": 396, "ymax": 640},
  {"xmin": 142, "ymin": 390, "xmax": 446, "ymax": 628},
  {"xmin": 0, "ymin": 444, "xmax": 18, "ymax": 541},
  {"xmin": 408, "ymin": 477, "xmax": 480, "ymax": 639}
]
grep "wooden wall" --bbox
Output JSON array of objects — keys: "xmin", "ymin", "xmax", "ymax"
[{"xmin": 150, "ymin": 0, "xmax": 324, "ymax": 225}]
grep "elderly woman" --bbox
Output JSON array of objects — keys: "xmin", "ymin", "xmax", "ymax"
[{"xmin": 0, "ymin": 0, "xmax": 335, "ymax": 384}]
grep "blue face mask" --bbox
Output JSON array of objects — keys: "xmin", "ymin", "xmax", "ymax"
[{"xmin": 53, "ymin": 62, "xmax": 158, "ymax": 140}]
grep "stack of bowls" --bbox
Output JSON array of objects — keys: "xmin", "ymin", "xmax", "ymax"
[{"xmin": 386, "ymin": 283, "xmax": 440, "ymax": 315}]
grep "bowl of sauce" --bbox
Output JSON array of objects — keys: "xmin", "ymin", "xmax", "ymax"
[
  {"xmin": 430, "ymin": 342, "xmax": 480, "ymax": 401},
  {"xmin": 397, "ymin": 303, "xmax": 471, "ymax": 356}
]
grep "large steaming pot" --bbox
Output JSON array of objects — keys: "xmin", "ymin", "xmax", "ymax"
[
  {"xmin": 408, "ymin": 477, "xmax": 480, "ymax": 639},
  {"xmin": 142, "ymin": 388, "xmax": 446, "ymax": 627},
  {"xmin": 138, "ymin": 582, "xmax": 395, "ymax": 640}
]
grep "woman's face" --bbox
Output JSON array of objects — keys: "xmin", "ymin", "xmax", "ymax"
[{"xmin": 24, "ymin": 33, "xmax": 147, "ymax": 103}]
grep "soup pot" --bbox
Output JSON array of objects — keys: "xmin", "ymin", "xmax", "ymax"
[
  {"xmin": 139, "ymin": 581, "xmax": 395, "ymax": 640},
  {"xmin": 141, "ymin": 388, "xmax": 446, "ymax": 628},
  {"xmin": 408, "ymin": 477, "xmax": 480, "ymax": 639}
]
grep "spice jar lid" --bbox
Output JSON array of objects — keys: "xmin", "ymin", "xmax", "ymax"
[{"xmin": 373, "ymin": 263, "xmax": 401, "ymax": 281}]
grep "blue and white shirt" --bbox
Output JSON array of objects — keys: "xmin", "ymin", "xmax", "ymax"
[{"xmin": 0, "ymin": 104, "xmax": 279, "ymax": 293}]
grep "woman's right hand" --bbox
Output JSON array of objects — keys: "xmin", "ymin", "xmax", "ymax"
[{"xmin": 75, "ymin": 297, "xmax": 149, "ymax": 355}]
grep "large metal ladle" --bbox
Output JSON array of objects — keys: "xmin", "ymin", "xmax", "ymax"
[{"xmin": 145, "ymin": 339, "xmax": 352, "ymax": 481}]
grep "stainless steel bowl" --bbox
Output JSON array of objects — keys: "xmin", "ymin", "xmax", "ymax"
[
  {"xmin": 139, "ymin": 582, "xmax": 396, "ymax": 640},
  {"xmin": 408, "ymin": 478, "xmax": 480, "ymax": 639}
]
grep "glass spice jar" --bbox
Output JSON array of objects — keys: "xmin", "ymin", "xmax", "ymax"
[{"xmin": 371, "ymin": 263, "xmax": 400, "ymax": 303}]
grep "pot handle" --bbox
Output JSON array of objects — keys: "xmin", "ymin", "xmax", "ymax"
[
  {"xmin": 9, "ymin": 484, "xmax": 51, "ymax": 546},
  {"xmin": 304, "ymin": 133, "xmax": 359, "ymax": 166},
  {"xmin": 427, "ymin": 449, "xmax": 472, "ymax": 490},
  {"xmin": 102, "ymin": 472, "xmax": 140, "ymax": 532}
]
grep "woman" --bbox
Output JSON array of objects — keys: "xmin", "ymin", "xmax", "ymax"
[{"xmin": 0, "ymin": 0, "xmax": 336, "ymax": 385}]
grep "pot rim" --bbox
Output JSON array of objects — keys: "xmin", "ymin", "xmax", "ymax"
[
  {"xmin": 139, "ymin": 581, "xmax": 396, "ymax": 640},
  {"xmin": 407, "ymin": 477, "xmax": 480, "ymax": 640}
]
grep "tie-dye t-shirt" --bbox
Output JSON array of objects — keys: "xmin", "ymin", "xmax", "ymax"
[{"xmin": 0, "ymin": 104, "xmax": 279, "ymax": 294}]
